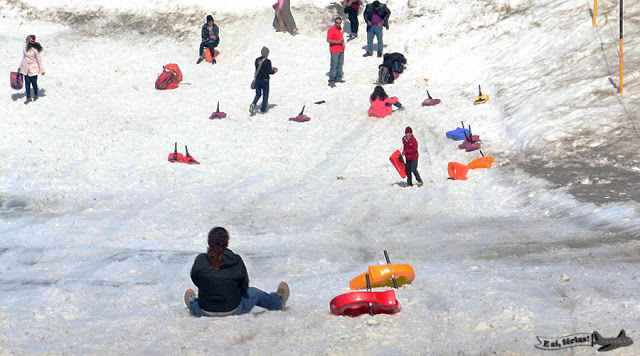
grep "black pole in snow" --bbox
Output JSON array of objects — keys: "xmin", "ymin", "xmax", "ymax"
[
  {"xmin": 366, "ymin": 274, "xmax": 374, "ymax": 316},
  {"xmin": 383, "ymin": 250, "xmax": 399, "ymax": 289}
]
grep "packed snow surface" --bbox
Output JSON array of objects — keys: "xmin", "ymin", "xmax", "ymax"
[{"xmin": 1, "ymin": 0, "xmax": 639, "ymax": 354}]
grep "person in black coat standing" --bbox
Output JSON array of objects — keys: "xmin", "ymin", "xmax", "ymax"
[
  {"xmin": 250, "ymin": 47, "xmax": 278, "ymax": 115},
  {"xmin": 363, "ymin": 1, "xmax": 391, "ymax": 57},
  {"xmin": 184, "ymin": 227, "xmax": 290, "ymax": 317}
]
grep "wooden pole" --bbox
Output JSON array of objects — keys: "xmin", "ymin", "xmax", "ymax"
[
  {"xmin": 593, "ymin": 0, "xmax": 598, "ymax": 26},
  {"xmin": 620, "ymin": 0, "xmax": 623, "ymax": 93}
]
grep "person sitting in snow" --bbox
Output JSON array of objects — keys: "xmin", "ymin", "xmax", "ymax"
[
  {"xmin": 197, "ymin": 15, "xmax": 219, "ymax": 64},
  {"xmin": 185, "ymin": 227, "xmax": 290, "ymax": 317},
  {"xmin": 367, "ymin": 85, "xmax": 402, "ymax": 118},
  {"xmin": 18, "ymin": 35, "xmax": 45, "ymax": 105},
  {"xmin": 402, "ymin": 126, "xmax": 423, "ymax": 187}
]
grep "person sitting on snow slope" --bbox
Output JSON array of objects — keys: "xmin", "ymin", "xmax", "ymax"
[
  {"xmin": 367, "ymin": 85, "xmax": 402, "ymax": 118},
  {"xmin": 185, "ymin": 227, "xmax": 290, "ymax": 317},
  {"xmin": 197, "ymin": 15, "xmax": 219, "ymax": 64}
]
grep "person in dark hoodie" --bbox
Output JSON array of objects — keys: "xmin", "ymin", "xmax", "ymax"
[
  {"xmin": 363, "ymin": 0, "xmax": 391, "ymax": 58},
  {"xmin": 250, "ymin": 46, "xmax": 278, "ymax": 115},
  {"xmin": 184, "ymin": 227, "xmax": 290, "ymax": 317},
  {"xmin": 197, "ymin": 15, "xmax": 219, "ymax": 64}
]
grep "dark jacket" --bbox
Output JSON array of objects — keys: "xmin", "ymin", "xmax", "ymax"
[
  {"xmin": 363, "ymin": 3, "xmax": 391, "ymax": 30},
  {"xmin": 255, "ymin": 57, "xmax": 275, "ymax": 80},
  {"xmin": 381, "ymin": 52, "xmax": 407, "ymax": 75},
  {"xmin": 190, "ymin": 249, "xmax": 249, "ymax": 312},
  {"xmin": 201, "ymin": 23, "xmax": 220, "ymax": 43}
]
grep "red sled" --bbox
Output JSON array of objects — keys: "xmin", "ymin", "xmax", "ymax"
[
  {"xmin": 289, "ymin": 105, "xmax": 311, "ymax": 122},
  {"xmin": 168, "ymin": 143, "xmax": 199, "ymax": 164},
  {"xmin": 389, "ymin": 150, "xmax": 406, "ymax": 178},
  {"xmin": 458, "ymin": 126, "xmax": 481, "ymax": 151},
  {"xmin": 421, "ymin": 91, "xmax": 441, "ymax": 106},
  {"xmin": 209, "ymin": 102, "xmax": 227, "ymax": 119},
  {"xmin": 11, "ymin": 72, "xmax": 23, "ymax": 90},
  {"xmin": 330, "ymin": 290, "xmax": 401, "ymax": 317}
]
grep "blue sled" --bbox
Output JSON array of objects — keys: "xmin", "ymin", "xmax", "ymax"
[{"xmin": 446, "ymin": 127, "xmax": 470, "ymax": 141}]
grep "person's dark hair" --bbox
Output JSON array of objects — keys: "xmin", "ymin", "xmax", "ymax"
[
  {"xmin": 207, "ymin": 227, "xmax": 229, "ymax": 270},
  {"xmin": 373, "ymin": 1, "xmax": 380, "ymax": 8},
  {"xmin": 335, "ymin": 16, "xmax": 342, "ymax": 22},
  {"xmin": 371, "ymin": 85, "xmax": 388, "ymax": 101},
  {"xmin": 27, "ymin": 42, "xmax": 43, "ymax": 53}
]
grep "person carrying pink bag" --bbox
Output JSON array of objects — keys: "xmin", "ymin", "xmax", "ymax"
[{"xmin": 18, "ymin": 35, "xmax": 45, "ymax": 105}]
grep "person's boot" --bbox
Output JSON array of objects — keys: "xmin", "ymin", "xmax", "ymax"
[
  {"xmin": 196, "ymin": 57, "xmax": 203, "ymax": 64},
  {"xmin": 277, "ymin": 282, "xmax": 290, "ymax": 310},
  {"xmin": 363, "ymin": 52, "xmax": 373, "ymax": 57},
  {"xmin": 184, "ymin": 289, "xmax": 196, "ymax": 312},
  {"xmin": 24, "ymin": 98, "xmax": 31, "ymax": 105}
]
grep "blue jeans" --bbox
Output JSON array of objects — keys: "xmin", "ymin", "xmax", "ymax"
[
  {"xmin": 367, "ymin": 26, "xmax": 383, "ymax": 54},
  {"xmin": 25, "ymin": 75, "xmax": 38, "ymax": 99},
  {"xmin": 406, "ymin": 159, "xmax": 422, "ymax": 186},
  {"xmin": 329, "ymin": 52, "xmax": 344, "ymax": 83},
  {"xmin": 189, "ymin": 287, "xmax": 282, "ymax": 317},
  {"xmin": 252, "ymin": 79, "xmax": 270, "ymax": 112}
]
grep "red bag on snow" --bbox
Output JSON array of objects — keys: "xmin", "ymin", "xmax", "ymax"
[
  {"xmin": 155, "ymin": 63, "xmax": 182, "ymax": 90},
  {"xmin": 11, "ymin": 72, "xmax": 24, "ymax": 90}
]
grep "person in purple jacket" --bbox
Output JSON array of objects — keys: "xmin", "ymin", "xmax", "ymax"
[
  {"xmin": 184, "ymin": 227, "xmax": 290, "ymax": 317},
  {"xmin": 362, "ymin": 1, "xmax": 391, "ymax": 58}
]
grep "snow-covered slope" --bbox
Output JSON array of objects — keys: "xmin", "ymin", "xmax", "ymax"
[{"xmin": 1, "ymin": 0, "xmax": 639, "ymax": 354}]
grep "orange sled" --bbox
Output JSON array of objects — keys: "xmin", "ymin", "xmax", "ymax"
[{"xmin": 349, "ymin": 264, "xmax": 415, "ymax": 290}]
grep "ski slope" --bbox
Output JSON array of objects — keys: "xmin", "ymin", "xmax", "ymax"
[{"xmin": 1, "ymin": 0, "xmax": 639, "ymax": 354}]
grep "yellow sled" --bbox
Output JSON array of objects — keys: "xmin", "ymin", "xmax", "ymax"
[
  {"xmin": 349, "ymin": 264, "xmax": 415, "ymax": 290},
  {"xmin": 474, "ymin": 85, "xmax": 489, "ymax": 105}
]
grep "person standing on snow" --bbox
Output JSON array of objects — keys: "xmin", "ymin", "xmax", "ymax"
[
  {"xmin": 273, "ymin": 0, "xmax": 300, "ymax": 35},
  {"xmin": 343, "ymin": 0, "xmax": 360, "ymax": 40},
  {"xmin": 363, "ymin": 0, "xmax": 391, "ymax": 58},
  {"xmin": 367, "ymin": 85, "xmax": 402, "ymax": 118},
  {"xmin": 402, "ymin": 126, "xmax": 423, "ymax": 187},
  {"xmin": 18, "ymin": 35, "xmax": 45, "ymax": 105},
  {"xmin": 197, "ymin": 15, "xmax": 219, "ymax": 65},
  {"xmin": 185, "ymin": 227, "xmax": 290, "ymax": 317},
  {"xmin": 250, "ymin": 47, "xmax": 278, "ymax": 115},
  {"xmin": 327, "ymin": 17, "xmax": 345, "ymax": 88}
]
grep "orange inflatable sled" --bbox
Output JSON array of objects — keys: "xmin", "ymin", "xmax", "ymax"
[
  {"xmin": 349, "ymin": 264, "xmax": 415, "ymax": 290},
  {"xmin": 468, "ymin": 156, "xmax": 493, "ymax": 169},
  {"xmin": 447, "ymin": 162, "xmax": 469, "ymax": 180}
]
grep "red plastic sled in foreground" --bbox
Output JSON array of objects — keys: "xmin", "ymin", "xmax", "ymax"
[
  {"xmin": 389, "ymin": 150, "xmax": 406, "ymax": 178},
  {"xmin": 330, "ymin": 289, "xmax": 401, "ymax": 317}
]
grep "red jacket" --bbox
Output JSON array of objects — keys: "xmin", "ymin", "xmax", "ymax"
[
  {"xmin": 403, "ymin": 135, "xmax": 419, "ymax": 161},
  {"xmin": 367, "ymin": 95, "xmax": 398, "ymax": 118}
]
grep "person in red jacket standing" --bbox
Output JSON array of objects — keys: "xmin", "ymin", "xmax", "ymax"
[{"xmin": 402, "ymin": 126, "xmax": 423, "ymax": 187}]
